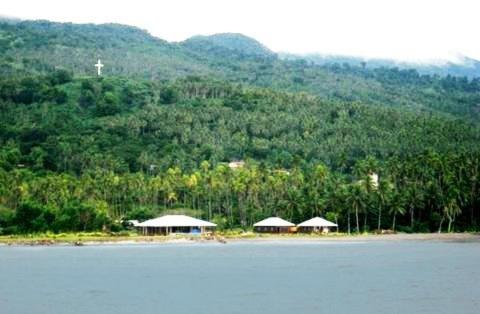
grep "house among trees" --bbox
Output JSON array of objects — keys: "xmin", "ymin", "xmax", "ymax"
[
  {"xmin": 228, "ymin": 160, "xmax": 245, "ymax": 169},
  {"xmin": 297, "ymin": 217, "xmax": 338, "ymax": 233},
  {"xmin": 136, "ymin": 215, "xmax": 216, "ymax": 235},
  {"xmin": 253, "ymin": 217, "xmax": 295, "ymax": 233}
]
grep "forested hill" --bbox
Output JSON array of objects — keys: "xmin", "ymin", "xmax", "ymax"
[
  {"xmin": 1, "ymin": 75, "xmax": 479, "ymax": 173},
  {"xmin": 280, "ymin": 53, "xmax": 480, "ymax": 79},
  {"xmin": 1, "ymin": 20, "xmax": 480, "ymax": 120},
  {"xmin": 181, "ymin": 33, "xmax": 275, "ymax": 58},
  {"xmin": 0, "ymin": 20, "xmax": 480, "ymax": 234},
  {"xmin": 0, "ymin": 74, "xmax": 479, "ymax": 233}
]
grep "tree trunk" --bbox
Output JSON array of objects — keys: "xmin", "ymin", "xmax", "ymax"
[
  {"xmin": 208, "ymin": 193, "xmax": 212, "ymax": 220},
  {"xmin": 410, "ymin": 206, "xmax": 414, "ymax": 229},
  {"xmin": 355, "ymin": 205, "xmax": 360, "ymax": 233},
  {"xmin": 363, "ymin": 212, "xmax": 368, "ymax": 232},
  {"xmin": 438, "ymin": 216, "xmax": 444, "ymax": 233},
  {"xmin": 392, "ymin": 213, "xmax": 396, "ymax": 231},
  {"xmin": 347, "ymin": 213, "xmax": 351, "ymax": 235},
  {"xmin": 377, "ymin": 206, "xmax": 382, "ymax": 231},
  {"xmin": 447, "ymin": 216, "xmax": 454, "ymax": 233}
]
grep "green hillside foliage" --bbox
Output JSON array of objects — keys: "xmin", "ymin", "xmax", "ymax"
[
  {"xmin": 1, "ymin": 21, "xmax": 479, "ymax": 119},
  {"xmin": 0, "ymin": 20, "xmax": 479, "ymax": 234},
  {"xmin": 182, "ymin": 33, "xmax": 275, "ymax": 57}
]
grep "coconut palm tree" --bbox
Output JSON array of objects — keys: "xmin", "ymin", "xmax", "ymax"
[
  {"xmin": 375, "ymin": 178, "xmax": 393, "ymax": 231},
  {"xmin": 389, "ymin": 191, "xmax": 406, "ymax": 231},
  {"xmin": 347, "ymin": 184, "xmax": 366, "ymax": 233}
]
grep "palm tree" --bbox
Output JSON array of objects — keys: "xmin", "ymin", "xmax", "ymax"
[
  {"xmin": 311, "ymin": 163, "xmax": 329, "ymax": 217},
  {"xmin": 347, "ymin": 184, "xmax": 365, "ymax": 233},
  {"xmin": 389, "ymin": 191, "xmax": 406, "ymax": 231},
  {"xmin": 445, "ymin": 198, "xmax": 461, "ymax": 233},
  {"xmin": 375, "ymin": 179, "xmax": 392, "ymax": 231}
]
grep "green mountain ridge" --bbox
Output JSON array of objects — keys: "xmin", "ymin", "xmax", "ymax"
[
  {"xmin": 1, "ymin": 20, "xmax": 480, "ymax": 120},
  {"xmin": 181, "ymin": 33, "xmax": 275, "ymax": 57},
  {"xmin": 280, "ymin": 52, "xmax": 480, "ymax": 79}
]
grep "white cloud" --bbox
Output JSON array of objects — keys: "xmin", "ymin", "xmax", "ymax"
[{"xmin": 2, "ymin": 0, "xmax": 480, "ymax": 61}]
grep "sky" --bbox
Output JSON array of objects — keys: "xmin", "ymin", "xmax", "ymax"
[{"xmin": 2, "ymin": 0, "xmax": 480, "ymax": 62}]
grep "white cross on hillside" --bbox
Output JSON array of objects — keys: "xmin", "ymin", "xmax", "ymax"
[{"xmin": 95, "ymin": 59, "xmax": 104, "ymax": 76}]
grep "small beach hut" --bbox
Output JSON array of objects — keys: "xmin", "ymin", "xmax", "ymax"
[
  {"xmin": 253, "ymin": 217, "xmax": 295, "ymax": 233},
  {"xmin": 136, "ymin": 215, "xmax": 216, "ymax": 235},
  {"xmin": 297, "ymin": 217, "xmax": 338, "ymax": 233}
]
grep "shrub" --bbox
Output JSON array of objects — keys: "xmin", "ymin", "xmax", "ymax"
[
  {"xmin": 14, "ymin": 201, "xmax": 56, "ymax": 233},
  {"xmin": 159, "ymin": 86, "xmax": 178, "ymax": 104},
  {"xmin": 126, "ymin": 207, "xmax": 156, "ymax": 221}
]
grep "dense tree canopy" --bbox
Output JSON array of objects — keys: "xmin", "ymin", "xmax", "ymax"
[{"xmin": 0, "ymin": 20, "xmax": 479, "ymax": 234}]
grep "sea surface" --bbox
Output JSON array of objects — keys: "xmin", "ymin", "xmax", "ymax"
[{"xmin": 0, "ymin": 240, "xmax": 479, "ymax": 314}]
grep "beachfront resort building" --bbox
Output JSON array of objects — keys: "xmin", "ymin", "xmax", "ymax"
[
  {"xmin": 136, "ymin": 215, "xmax": 216, "ymax": 235},
  {"xmin": 297, "ymin": 217, "xmax": 338, "ymax": 233},
  {"xmin": 253, "ymin": 217, "xmax": 296, "ymax": 233}
]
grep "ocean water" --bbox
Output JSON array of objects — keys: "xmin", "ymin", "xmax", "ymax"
[{"xmin": 0, "ymin": 240, "xmax": 479, "ymax": 314}]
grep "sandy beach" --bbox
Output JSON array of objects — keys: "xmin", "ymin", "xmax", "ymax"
[{"xmin": 1, "ymin": 232, "xmax": 479, "ymax": 247}]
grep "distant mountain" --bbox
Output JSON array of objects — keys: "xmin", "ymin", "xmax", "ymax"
[
  {"xmin": 0, "ymin": 14, "xmax": 21, "ymax": 23},
  {"xmin": 181, "ymin": 33, "xmax": 275, "ymax": 58},
  {"xmin": 1, "ymin": 20, "xmax": 479, "ymax": 120},
  {"xmin": 279, "ymin": 53, "xmax": 480, "ymax": 79},
  {"xmin": 419, "ymin": 56, "xmax": 480, "ymax": 78},
  {"xmin": 0, "ymin": 20, "xmax": 215, "ymax": 79}
]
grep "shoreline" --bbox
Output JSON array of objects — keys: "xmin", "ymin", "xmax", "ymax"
[{"xmin": 1, "ymin": 232, "xmax": 479, "ymax": 247}]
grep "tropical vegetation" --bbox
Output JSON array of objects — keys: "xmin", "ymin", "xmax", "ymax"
[{"xmin": 0, "ymin": 20, "xmax": 479, "ymax": 234}]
